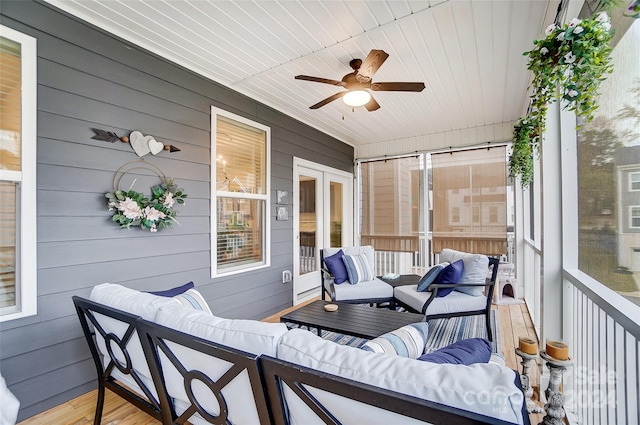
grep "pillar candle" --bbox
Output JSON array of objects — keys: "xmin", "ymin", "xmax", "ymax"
[
  {"xmin": 546, "ymin": 340, "xmax": 569, "ymax": 360},
  {"xmin": 519, "ymin": 337, "xmax": 538, "ymax": 355}
]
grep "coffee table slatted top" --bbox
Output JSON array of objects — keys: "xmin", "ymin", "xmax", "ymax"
[{"xmin": 280, "ymin": 300, "xmax": 425, "ymax": 340}]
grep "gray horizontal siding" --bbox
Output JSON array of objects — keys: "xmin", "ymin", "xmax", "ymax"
[{"xmin": 0, "ymin": 0, "xmax": 353, "ymax": 420}]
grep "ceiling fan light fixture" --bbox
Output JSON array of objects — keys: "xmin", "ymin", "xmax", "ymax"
[{"xmin": 343, "ymin": 90, "xmax": 371, "ymax": 107}]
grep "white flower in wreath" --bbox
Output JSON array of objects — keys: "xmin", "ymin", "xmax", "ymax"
[
  {"xmin": 564, "ymin": 52, "xmax": 577, "ymax": 64},
  {"xmin": 601, "ymin": 21, "xmax": 611, "ymax": 31},
  {"xmin": 144, "ymin": 206, "xmax": 166, "ymax": 222},
  {"xmin": 150, "ymin": 223, "xmax": 158, "ymax": 233},
  {"xmin": 596, "ymin": 11, "xmax": 610, "ymax": 23},
  {"xmin": 119, "ymin": 197, "xmax": 142, "ymax": 219},
  {"xmin": 568, "ymin": 18, "xmax": 582, "ymax": 27},
  {"xmin": 556, "ymin": 31, "xmax": 565, "ymax": 41},
  {"xmin": 163, "ymin": 192, "xmax": 175, "ymax": 208},
  {"xmin": 545, "ymin": 24, "xmax": 557, "ymax": 35},
  {"xmin": 573, "ymin": 26, "xmax": 584, "ymax": 35},
  {"xmin": 540, "ymin": 47, "xmax": 549, "ymax": 55}
]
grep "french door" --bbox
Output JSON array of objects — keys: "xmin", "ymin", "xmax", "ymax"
[{"xmin": 293, "ymin": 158, "xmax": 352, "ymax": 305}]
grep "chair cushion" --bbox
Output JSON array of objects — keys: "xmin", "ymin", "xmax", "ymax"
[
  {"xmin": 361, "ymin": 322, "xmax": 428, "ymax": 359},
  {"xmin": 148, "ymin": 281, "xmax": 194, "ymax": 297},
  {"xmin": 276, "ymin": 329, "xmax": 525, "ymax": 425},
  {"xmin": 342, "ymin": 253, "xmax": 374, "ymax": 284},
  {"xmin": 426, "ymin": 291, "xmax": 487, "ymax": 315},
  {"xmin": 331, "ymin": 277, "xmax": 393, "ymax": 301},
  {"xmin": 417, "ymin": 263, "xmax": 448, "ymax": 292},
  {"xmin": 440, "ymin": 249, "xmax": 489, "ymax": 296},
  {"xmin": 324, "ymin": 246, "xmax": 375, "ymax": 274},
  {"xmin": 323, "ymin": 249, "xmax": 349, "ymax": 284},
  {"xmin": 393, "ymin": 285, "xmax": 487, "ymax": 316},
  {"xmin": 418, "ymin": 338, "xmax": 492, "ymax": 365},
  {"xmin": 432, "ymin": 259, "xmax": 464, "ymax": 297}
]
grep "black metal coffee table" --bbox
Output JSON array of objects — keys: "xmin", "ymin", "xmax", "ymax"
[{"xmin": 280, "ymin": 300, "xmax": 425, "ymax": 340}]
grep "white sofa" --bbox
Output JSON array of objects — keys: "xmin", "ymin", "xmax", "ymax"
[{"xmin": 77, "ymin": 283, "xmax": 528, "ymax": 425}]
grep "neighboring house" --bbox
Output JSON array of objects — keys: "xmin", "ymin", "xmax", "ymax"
[{"xmin": 616, "ymin": 145, "xmax": 640, "ymax": 270}]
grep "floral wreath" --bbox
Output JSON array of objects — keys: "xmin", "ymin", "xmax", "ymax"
[{"xmin": 105, "ymin": 160, "xmax": 187, "ymax": 232}]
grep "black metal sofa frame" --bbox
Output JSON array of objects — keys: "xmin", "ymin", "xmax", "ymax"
[{"xmin": 73, "ymin": 295, "xmax": 530, "ymax": 425}]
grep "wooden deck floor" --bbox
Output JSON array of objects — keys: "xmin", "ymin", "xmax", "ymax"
[{"xmin": 18, "ymin": 301, "xmax": 544, "ymax": 425}]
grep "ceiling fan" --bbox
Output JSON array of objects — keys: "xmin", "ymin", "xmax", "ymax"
[{"xmin": 295, "ymin": 49, "xmax": 425, "ymax": 111}]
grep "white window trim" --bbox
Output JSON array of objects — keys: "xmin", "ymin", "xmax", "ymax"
[
  {"xmin": 0, "ymin": 25, "xmax": 37, "ymax": 322},
  {"xmin": 629, "ymin": 172, "xmax": 640, "ymax": 191},
  {"xmin": 630, "ymin": 206, "xmax": 640, "ymax": 229},
  {"xmin": 210, "ymin": 106, "xmax": 270, "ymax": 278}
]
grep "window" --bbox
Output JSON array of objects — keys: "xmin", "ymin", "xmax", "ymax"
[
  {"xmin": 211, "ymin": 107, "xmax": 270, "ymax": 276},
  {"xmin": 431, "ymin": 147, "xmax": 508, "ymax": 255},
  {"xmin": 577, "ymin": 19, "xmax": 640, "ymax": 302},
  {"xmin": 631, "ymin": 207, "xmax": 640, "ymax": 229},
  {"xmin": 0, "ymin": 25, "xmax": 37, "ymax": 321},
  {"xmin": 359, "ymin": 156, "xmax": 421, "ymax": 256},
  {"xmin": 630, "ymin": 172, "xmax": 640, "ymax": 191}
]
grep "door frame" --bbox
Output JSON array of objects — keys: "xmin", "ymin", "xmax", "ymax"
[{"xmin": 293, "ymin": 158, "xmax": 353, "ymax": 305}]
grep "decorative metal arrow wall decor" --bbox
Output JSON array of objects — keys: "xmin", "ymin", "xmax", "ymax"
[{"xmin": 91, "ymin": 128, "xmax": 181, "ymax": 156}]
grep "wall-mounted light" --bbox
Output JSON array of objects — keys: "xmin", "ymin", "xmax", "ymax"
[{"xmin": 343, "ymin": 90, "xmax": 371, "ymax": 107}]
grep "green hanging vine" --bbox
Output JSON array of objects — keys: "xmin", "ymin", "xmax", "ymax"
[{"xmin": 510, "ymin": 11, "xmax": 615, "ymax": 187}]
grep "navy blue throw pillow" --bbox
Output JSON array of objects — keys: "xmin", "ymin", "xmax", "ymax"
[
  {"xmin": 417, "ymin": 263, "xmax": 447, "ymax": 292},
  {"xmin": 417, "ymin": 338, "xmax": 492, "ymax": 365},
  {"xmin": 148, "ymin": 281, "xmax": 194, "ymax": 297},
  {"xmin": 432, "ymin": 259, "xmax": 464, "ymax": 297},
  {"xmin": 323, "ymin": 249, "xmax": 349, "ymax": 284}
]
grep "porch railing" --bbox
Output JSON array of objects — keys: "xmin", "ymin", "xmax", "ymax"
[{"xmin": 564, "ymin": 270, "xmax": 639, "ymax": 425}]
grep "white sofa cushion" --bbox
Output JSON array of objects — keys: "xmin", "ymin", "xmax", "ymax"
[
  {"xmin": 327, "ymin": 277, "xmax": 393, "ymax": 301},
  {"xmin": 155, "ymin": 304, "xmax": 288, "ymax": 357},
  {"xmin": 153, "ymin": 304, "xmax": 287, "ymax": 425},
  {"xmin": 439, "ymin": 249, "xmax": 489, "ymax": 296},
  {"xmin": 89, "ymin": 283, "xmax": 178, "ymax": 402},
  {"xmin": 394, "ymin": 285, "xmax": 487, "ymax": 315},
  {"xmin": 276, "ymin": 329, "xmax": 525, "ymax": 425}
]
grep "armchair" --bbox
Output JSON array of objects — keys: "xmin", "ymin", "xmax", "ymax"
[
  {"xmin": 394, "ymin": 249, "xmax": 499, "ymax": 341},
  {"xmin": 320, "ymin": 246, "xmax": 394, "ymax": 307}
]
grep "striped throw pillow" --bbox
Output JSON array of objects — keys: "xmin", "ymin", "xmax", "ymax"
[
  {"xmin": 172, "ymin": 288, "xmax": 212, "ymax": 314},
  {"xmin": 361, "ymin": 322, "xmax": 429, "ymax": 359},
  {"xmin": 342, "ymin": 253, "xmax": 374, "ymax": 284}
]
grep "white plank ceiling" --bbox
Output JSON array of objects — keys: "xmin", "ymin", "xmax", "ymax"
[{"xmin": 44, "ymin": 0, "xmax": 558, "ymax": 158}]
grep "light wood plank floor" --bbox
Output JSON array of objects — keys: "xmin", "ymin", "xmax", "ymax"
[{"xmin": 19, "ymin": 300, "xmax": 544, "ymax": 425}]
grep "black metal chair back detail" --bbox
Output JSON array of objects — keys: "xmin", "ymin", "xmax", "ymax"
[
  {"xmin": 72, "ymin": 296, "xmax": 162, "ymax": 425},
  {"xmin": 137, "ymin": 319, "xmax": 273, "ymax": 425},
  {"xmin": 259, "ymin": 356, "xmax": 517, "ymax": 425}
]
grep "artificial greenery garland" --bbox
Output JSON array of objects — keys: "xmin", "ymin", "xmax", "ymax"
[{"xmin": 509, "ymin": 12, "xmax": 615, "ymax": 186}]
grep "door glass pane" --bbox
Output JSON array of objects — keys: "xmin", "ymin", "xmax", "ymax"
[
  {"xmin": 299, "ymin": 176, "xmax": 317, "ymax": 274},
  {"xmin": 329, "ymin": 181, "xmax": 343, "ymax": 247},
  {"xmin": 0, "ymin": 182, "xmax": 16, "ymax": 309}
]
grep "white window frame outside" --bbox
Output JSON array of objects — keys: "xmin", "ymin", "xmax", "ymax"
[
  {"xmin": 630, "ymin": 206, "xmax": 640, "ymax": 229},
  {"xmin": 210, "ymin": 106, "xmax": 270, "ymax": 277},
  {"xmin": 0, "ymin": 25, "xmax": 37, "ymax": 322},
  {"xmin": 629, "ymin": 172, "xmax": 640, "ymax": 191}
]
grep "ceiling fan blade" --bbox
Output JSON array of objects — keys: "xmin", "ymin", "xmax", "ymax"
[
  {"xmin": 310, "ymin": 91, "xmax": 347, "ymax": 109},
  {"xmin": 364, "ymin": 95, "xmax": 380, "ymax": 112},
  {"xmin": 356, "ymin": 49, "xmax": 389, "ymax": 83},
  {"xmin": 371, "ymin": 82, "xmax": 426, "ymax": 92},
  {"xmin": 295, "ymin": 75, "xmax": 345, "ymax": 87}
]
